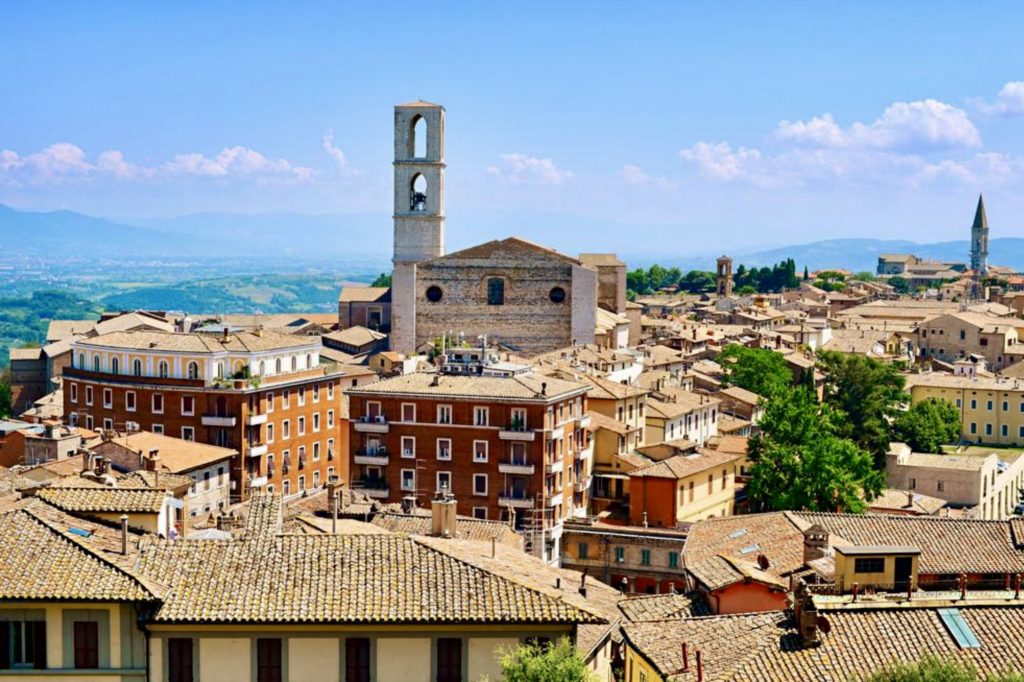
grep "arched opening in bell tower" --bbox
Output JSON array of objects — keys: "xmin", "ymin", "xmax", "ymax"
[
  {"xmin": 410, "ymin": 115, "xmax": 427, "ymax": 159},
  {"xmin": 411, "ymin": 174, "xmax": 428, "ymax": 211}
]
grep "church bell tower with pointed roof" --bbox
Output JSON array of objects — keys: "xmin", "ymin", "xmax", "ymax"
[{"xmin": 970, "ymin": 194, "xmax": 989, "ymax": 276}]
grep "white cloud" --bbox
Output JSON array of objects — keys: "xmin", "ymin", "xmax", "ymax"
[
  {"xmin": 618, "ymin": 164, "xmax": 675, "ymax": 189},
  {"xmin": 0, "ymin": 142, "xmax": 312, "ymax": 186},
  {"xmin": 973, "ymin": 81, "xmax": 1024, "ymax": 116},
  {"xmin": 678, "ymin": 142, "xmax": 763, "ymax": 182},
  {"xmin": 777, "ymin": 99, "xmax": 981, "ymax": 150},
  {"xmin": 486, "ymin": 153, "xmax": 573, "ymax": 184},
  {"xmin": 322, "ymin": 129, "xmax": 359, "ymax": 176}
]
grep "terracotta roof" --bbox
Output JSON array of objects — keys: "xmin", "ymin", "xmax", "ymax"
[
  {"xmin": 0, "ymin": 503, "xmax": 156, "ymax": 602},
  {"xmin": 337, "ymin": 286, "xmax": 391, "ymax": 304},
  {"xmin": 617, "ymin": 593, "xmax": 710, "ymax": 621},
  {"xmin": 630, "ymin": 450, "xmax": 740, "ymax": 480},
  {"xmin": 36, "ymin": 486, "xmax": 169, "ymax": 514},
  {"xmin": 684, "ymin": 512, "xmax": 808, "ymax": 579},
  {"xmin": 794, "ymin": 512, "xmax": 1024, "ymax": 575},
  {"xmin": 647, "ymin": 390, "xmax": 720, "ymax": 420},
  {"xmin": 370, "ymin": 510, "xmax": 521, "ymax": 545},
  {"xmin": 324, "ymin": 326, "xmax": 387, "ymax": 347},
  {"xmin": 576, "ymin": 374, "xmax": 648, "ymax": 401},
  {"xmin": 688, "ymin": 555, "xmax": 788, "ymax": 592},
  {"xmin": 119, "ymin": 470, "xmax": 194, "ymax": 492},
  {"xmin": 869, "ymin": 488, "xmax": 947, "ymax": 515},
  {"xmin": 346, "ymin": 371, "xmax": 588, "ymax": 401},
  {"xmin": 437, "ymin": 237, "xmax": 580, "ymax": 266},
  {"xmin": 719, "ymin": 386, "xmax": 761, "ymax": 405},
  {"xmin": 578, "ymin": 253, "xmax": 625, "ymax": 267},
  {"xmin": 8, "ymin": 347, "xmax": 42, "ymax": 361},
  {"xmin": 706, "ymin": 435, "xmax": 749, "ymax": 456},
  {"xmin": 585, "ymin": 411, "xmax": 631, "ymax": 435},
  {"xmin": 102, "ymin": 432, "xmax": 236, "ymax": 473},
  {"xmin": 76, "ymin": 330, "xmax": 319, "ymax": 354}
]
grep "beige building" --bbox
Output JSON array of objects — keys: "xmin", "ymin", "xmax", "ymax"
[
  {"xmin": 645, "ymin": 388, "xmax": 719, "ymax": 446},
  {"xmin": 916, "ymin": 312, "xmax": 1024, "ymax": 370},
  {"xmin": 906, "ymin": 373, "xmax": 1024, "ymax": 446},
  {"xmin": 885, "ymin": 442, "xmax": 1024, "ymax": 519}
]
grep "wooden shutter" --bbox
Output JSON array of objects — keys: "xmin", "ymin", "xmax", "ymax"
[
  {"xmin": 73, "ymin": 621, "xmax": 99, "ymax": 669},
  {"xmin": 256, "ymin": 638, "xmax": 282, "ymax": 682},
  {"xmin": 168, "ymin": 638, "xmax": 193, "ymax": 682},
  {"xmin": 345, "ymin": 638, "xmax": 370, "ymax": 682},
  {"xmin": 31, "ymin": 621, "xmax": 46, "ymax": 670},
  {"xmin": 436, "ymin": 638, "xmax": 462, "ymax": 682}
]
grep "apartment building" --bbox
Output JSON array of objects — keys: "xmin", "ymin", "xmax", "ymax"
[
  {"xmin": 561, "ymin": 521, "xmax": 688, "ymax": 595},
  {"xmin": 62, "ymin": 330, "xmax": 350, "ymax": 502},
  {"xmin": 627, "ymin": 448, "xmax": 740, "ymax": 527},
  {"xmin": 644, "ymin": 388, "xmax": 720, "ymax": 445},
  {"xmin": 345, "ymin": 365, "xmax": 590, "ymax": 563},
  {"xmin": 906, "ymin": 373, "xmax": 1024, "ymax": 446},
  {"xmin": 916, "ymin": 312, "xmax": 1024, "ymax": 371}
]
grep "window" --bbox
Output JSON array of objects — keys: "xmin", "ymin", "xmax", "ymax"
[
  {"xmin": 437, "ymin": 405, "xmax": 452, "ymax": 424},
  {"xmin": 256, "ymin": 638, "xmax": 282, "ymax": 682},
  {"xmin": 402, "ymin": 403, "xmax": 416, "ymax": 422},
  {"xmin": 167, "ymin": 638, "xmax": 194, "ymax": 682},
  {"xmin": 122, "ymin": 391, "xmax": 136, "ymax": 412},
  {"xmin": 298, "ymin": 388, "xmax": 306, "ymax": 407},
  {"xmin": 614, "ymin": 546, "xmax": 625, "ymax": 563},
  {"xmin": 258, "ymin": 361, "xmax": 266, "ymax": 376},
  {"xmin": 578, "ymin": 542, "xmax": 589, "ymax": 559},
  {"xmin": 1003, "ymin": 401, "xmax": 1009, "ymax": 412},
  {"xmin": 85, "ymin": 385, "xmax": 93, "ymax": 406},
  {"xmin": 186, "ymin": 362, "xmax": 199, "ymax": 380},
  {"xmin": 437, "ymin": 438, "xmax": 451, "ymax": 460},
  {"xmin": 970, "ymin": 422, "xmax": 977, "ymax": 435},
  {"xmin": 327, "ymin": 383, "xmax": 335, "ymax": 400},
  {"xmin": 93, "ymin": 355, "xmax": 101, "ymax": 372},
  {"xmin": 908, "ymin": 477, "xmax": 916, "ymax": 489},
  {"xmin": 313, "ymin": 413, "xmax": 320, "ymax": 432},
  {"xmin": 401, "ymin": 469, "xmax": 416, "ymax": 491},
  {"xmin": 327, "ymin": 410, "xmax": 335, "ymax": 428},
  {"xmin": 103, "ymin": 418, "xmax": 113, "ymax": 431},
  {"xmin": 103, "ymin": 388, "xmax": 112, "ymax": 408},
  {"xmin": 298, "ymin": 416, "xmax": 306, "ymax": 436},
  {"xmin": 282, "ymin": 390, "xmax": 290, "ymax": 409},
  {"xmin": 986, "ymin": 423, "xmax": 993, "ymax": 436},
  {"xmin": 345, "ymin": 638, "xmax": 371, "ymax": 682},
  {"xmin": 472, "ymin": 507, "xmax": 488, "ymax": 520},
  {"xmin": 707, "ymin": 474, "xmax": 713, "ymax": 494},
  {"xmin": 267, "ymin": 392, "xmax": 275, "ymax": 413},
  {"xmin": 436, "ymin": 638, "xmax": 462, "ymax": 682},
  {"xmin": 1002, "ymin": 424, "xmax": 1009, "ymax": 437},
  {"xmin": 668, "ymin": 551, "xmax": 680, "ymax": 569},
  {"xmin": 158, "ymin": 361, "xmax": 169, "ymax": 378},
  {"xmin": 70, "ymin": 383, "xmax": 78, "ymax": 403},
  {"xmin": 854, "ymin": 557, "xmax": 885, "ymax": 573},
  {"xmin": 487, "ymin": 277, "xmax": 505, "ymax": 305},
  {"xmin": 473, "ymin": 474, "xmax": 488, "ymax": 496},
  {"xmin": 1, "ymin": 616, "xmax": 46, "ymax": 669},
  {"xmin": 133, "ymin": 359, "xmax": 143, "ymax": 376},
  {"xmin": 152, "ymin": 393, "xmax": 164, "ymax": 414},
  {"xmin": 181, "ymin": 426, "xmax": 194, "ymax": 442},
  {"xmin": 73, "ymin": 620, "xmax": 99, "ymax": 669},
  {"xmin": 313, "ymin": 442, "xmax": 321, "ymax": 461},
  {"xmin": 313, "ymin": 384, "xmax": 320, "ymax": 403},
  {"xmin": 85, "ymin": 415, "xmax": 93, "ymax": 430},
  {"xmin": 181, "ymin": 395, "xmax": 194, "ymax": 416},
  {"xmin": 152, "ymin": 423, "xmax": 164, "ymax": 435},
  {"xmin": 641, "ymin": 549, "xmax": 651, "ymax": 565},
  {"xmin": 473, "ymin": 440, "xmax": 488, "ymax": 463},
  {"xmin": 426, "ymin": 286, "xmax": 443, "ymax": 302},
  {"xmin": 987, "ymin": 400, "xmax": 994, "ymax": 411},
  {"xmin": 298, "ymin": 475, "xmax": 306, "ymax": 492},
  {"xmin": 275, "ymin": 358, "xmax": 282, "ymax": 374},
  {"xmin": 511, "ymin": 408, "xmax": 527, "ymax": 430},
  {"xmin": 401, "ymin": 436, "xmax": 416, "ymax": 458},
  {"xmin": 549, "ymin": 286, "xmax": 566, "ymax": 303},
  {"xmin": 937, "ymin": 480, "xmax": 945, "ymax": 492},
  {"xmin": 721, "ymin": 469, "xmax": 727, "ymax": 491},
  {"xmin": 282, "ymin": 420, "xmax": 291, "ymax": 440},
  {"xmin": 282, "ymin": 479, "xmax": 291, "ymax": 497},
  {"xmin": 474, "ymin": 406, "xmax": 488, "ymax": 426},
  {"xmin": 218, "ymin": 466, "xmax": 226, "ymax": 487},
  {"xmin": 267, "ymin": 423, "xmax": 275, "ymax": 443},
  {"xmin": 437, "ymin": 471, "xmax": 452, "ymax": 493},
  {"xmin": 970, "ymin": 399, "xmax": 977, "ymax": 409},
  {"xmin": 291, "ymin": 357, "xmax": 298, "ymax": 372}
]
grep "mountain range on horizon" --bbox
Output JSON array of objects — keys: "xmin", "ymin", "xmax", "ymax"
[{"xmin": 2, "ymin": 203, "xmax": 1020, "ymax": 275}]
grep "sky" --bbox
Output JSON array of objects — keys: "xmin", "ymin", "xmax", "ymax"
[{"xmin": 2, "ymin": 2, "xmax": 1024, "ymax": 254}]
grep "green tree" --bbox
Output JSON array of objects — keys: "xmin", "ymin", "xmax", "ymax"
[
  {"xmin": 866, "ymin": 656, "xmax": 1024, "ymax": 682},
  {"xmin": 747, "ymin": 386, "xmax": 883, "ymax": 512},
  {"xmin": 369, "ymin": 272, "xmax": 392, "ymax": 288},
  {"xmin": 889, "ymin": 276, "xmax": 910, "ymax": 294},
  {"xmin": 718, "ymin": 345, "xmax": 791, "ymax": 399},
  {"xmin": 497, "ymin": 638, "xmax": 595, "ymax": 682},
  {"xmin": 803, "ymin": 265, "xmax": 810, "ymax": 281},
  {"xmin": 817, "ymin": 351, "xmax": 909, "ymax": 466},
  {"xmin": 893, "ymin": 398, "xmax": 961, "ymax": 453}
]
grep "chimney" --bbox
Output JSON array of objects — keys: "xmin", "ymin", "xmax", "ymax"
[
  {"xmin": 401, "ymin": 495, "xmax": 417, "ymax": 515},
  {"xmin": 430, "ymin": 489, "xmax": 457, "ymax": 538},
  {"xmin": 120, "ymin": 514, "xmax": 129, "ymax": 555},
  {"xmin": 802, "ymin": 525, "xmax": 828, "ymax": 564},
  {"xmin": 431, "ymin": 374, "xmax": 440, "ymax": 387},
  {"xmin": 94, "ymin": 455, "xmax": 107, "ymax": 476},
  {"xmin": 906, "ymin": 491, "xmax": 915, "ymax": 509},
  {"xmin": 794, "ymin": 581, "xmax": 821, "ymax": 648},
  {"xmin": 222, "ymin": 327, "xmax": 230, "ymax": 342},
  {"xmin": 578, "ymin": 569, "xmax": 588, "ymax": 598},
  {"xmin": 681, "ymin": 643, "xmax": 689, "ymax": 673}
]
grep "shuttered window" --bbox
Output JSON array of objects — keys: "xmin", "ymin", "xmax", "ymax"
[
  {"xmin": 167, "ymin": 638, "xmax": 194, "ymax": 682},
  {"xmin": 256, "ymin": 638, "xmax": 282, "ymax": 682},
  {"xmin": 436, "ymin": 638, "xmax": 462, "ymax": 682},
  {"xmin": 345, "ymin": 637, "xmax": 371, "ymax": 682},
  {"xmin": 73, "ymin": 621, "xmax": 99, "ymax": 669}
]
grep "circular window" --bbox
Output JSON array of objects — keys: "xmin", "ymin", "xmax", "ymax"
[
  {"xmin": 549, "ymin": 286, "xmax": 566, "ymax": 303},
  {"xmin": 425, "ymin": 286, "xmax": 443, "ymax": 302}
]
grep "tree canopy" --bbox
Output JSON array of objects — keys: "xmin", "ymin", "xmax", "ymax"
[
  {"xmin": 866, "ymin": 656, "xmax": 1024, "ymax": 682},
  {"xmin": 369, "ymin": 272, "xmax": 392, "ymax": 288},
  {"xmin": 497, "ymin": 638, "xmax": 595, "ymax": 682},
  {"xmin": 718, "ymin": 345, "xmax": 792, "ymax": 399},
  {"xmin": 625, "ymin": 258, "xmax": 800, "ymax": 298},
  {"xmin": 893, "ymin": 398, "xmax": 961, "ymax": 453}
]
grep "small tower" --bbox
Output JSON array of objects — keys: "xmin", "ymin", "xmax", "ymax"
[
  {"xmin": 391, "ymin": 101, "xmax": 446, "ymax": 353},
  {"xmin": 716, "ymin": 255, "xmax": 733, "ymax": 297},
  {"xmin": 970, "ymin": 194, "xmax": 989, "ymax": 276}
]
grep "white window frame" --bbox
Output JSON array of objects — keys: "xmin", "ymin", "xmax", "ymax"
[
  {"xmin": 436, "ymin": 471, "xmax": 452, "ymax": 493},
  {"xmin": 181, "ymin": 426, "xmax": 195, "ymax": 441},
  {"xmin": 437, "ymin": 438, "xmax": 452, "ymax": 460},
  {"xmin": 85, "ymin": 385, "xmax": 93, "ymax": 406},
  {"xmin": 298, "ymin": 416, "xmax": 306, "ymax": 436},
  {"xmin": 474, "ymin": 406, "xmax": 489, "ymax": 426},
  {"xmin": 267, "ymin": 391, "xmax": 275, "ymax": 413},
  {"xmin": 282, "ymin": 389, "xmax": 291, "ymax": 409},
  {"xmin": 313, "ymin": 384, "xmax": 320, "ymax": 403},
  {"xmin": 152, "ymin": 393, "xmax": 164, "ymax": 414},
  {"xmin": 327, "ymin": 409, "xmax": 335, "ymax": 429},
  {"xmin": 103, "ymin": 417, "xmax": 113, "ymax": 431},
  {"xmin": 472, "ymin": 507, "xmax": 488, "ymax": 520},
  {"xmin": 70, "ymin": 383, "xmax": 78, "ymax": 403},
  {"xmin": 85, "ymin": 415, "xmax": 94, "ymax": 430},
  {"xmin": 313, "ymin": 413, "xmax": 321, "ymax": 433},
  {"xmin": 473, "ymin": 473, "xmax": 488, "ymax": 496},
  {"xmin": 103, "ymin": 388, "xmax": 113, "ymax": 409},
  {"xmin": 327, "ymin": 383, "xmax": 335, "ymax": 400},
  {"xmin": 181, "ymin": 395, "xmax": 195, "ymax": 416},
  {"xmin": 125, "ymin": 390, "xmax": 136, "ymax": 412},
  {"xmin": 401, "ymin": 436, "xmax": 416, "ymax": 458},
  {"xmin": 401, "ymin": 403, "xmax": 417, "ymax": 422},
  {"xmin": 437, "ymin": 404, "xmax": 452, "ymax": 425},
  {"xmin": 401, "ymin": 469, "xmax": 416, "ymax": 491},
  {"xmin": 312, "ymin": 441, "xmax": 321, "ymax": 461},
  {"xmin": 267, "ymin": 423, "xmax": 275, "ymax": 443},
  {"xmin": 298, "ymin": 388, "xmax": 306, "ymax": 407},
  {"xmin": 511, "ymin": 408, "xmax": 527, "ymax": 430},
  {"xmin": 152, "ymin": 424, "xmax": 164, "ymax": 435},
  {"xmin": 282, "ymin": 419, "xmax": 291, "ymax": 440},
  {"xmin": 473, "ymin": 440, "xmax": 488, "ymax": 463}
]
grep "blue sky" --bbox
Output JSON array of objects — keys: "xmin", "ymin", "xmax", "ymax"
[{"xmin": 3, "ymin": 2, "xmax": 1024, "ymax": 253}]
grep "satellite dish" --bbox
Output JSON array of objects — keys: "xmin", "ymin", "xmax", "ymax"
[
  {"xmin": 757, "ymin": 554, "xmax": 771, "ymax": 570},
  {"xmin": 816, "ymin": 616, "xmax": 831, "ymax": 635}
]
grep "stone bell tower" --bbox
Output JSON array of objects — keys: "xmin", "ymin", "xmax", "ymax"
[{"xmin": 391, "ymin": 101, "xmax": 446, "ymax": 353}]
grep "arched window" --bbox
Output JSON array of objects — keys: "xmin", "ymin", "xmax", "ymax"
[
  {"xmin": 411, "ymin": 115, "xmax": 427, "ymax": 158},
  {"xmin": 111, "ymin": 357, "xmax": 119, "ymax": 374},
  {"xmin": 487, "ymin": 277, "xmax": 505, "ymax": 306},
  {"xmin": 133, "ymin": 359, "xmax": 143, "ymax": 376},
  {"xmin": 259, "ymin": 360, "xmax": 266, "ymax": 376},
  {"xmin": 410, "ymin": 174, "xmax": 427, "ymax": 211},
  {"xmin": 187, "ymin": 362, "xmax": 199, "ymax": 379},
  {"xmin": 216, "ymin": 362, "xmax": 225, "ymax": 379},
  {"xmin": 77, "ymin": 353, "xmax": 84, "ymax": 369},
  {"xmin": 291, "ymin": 356, "xmax": 298, "ymax": 371},
  {"xmin": 275, "ymin": 358, "xmax": 282, "ymax": 374},
  {"xmin": 158, "ymin": 361, "xmax": 169, "ymax": 378},
  {"xmin": 93, "ymin": 355, "xmax": 101, "ymax": 372},
  {"xmin": 305, "ymin": 353, "xmax": 313, "ymax": 369}
]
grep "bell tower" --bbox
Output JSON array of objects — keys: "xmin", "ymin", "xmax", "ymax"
[{"xmin": 391, "ymin": 101, "xmax": 445, "ymax": 353}]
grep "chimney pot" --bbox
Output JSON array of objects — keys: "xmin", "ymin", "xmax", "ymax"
[{"xmin": 120, "ymin": 514, "xmax": 129, "ymax": 555}]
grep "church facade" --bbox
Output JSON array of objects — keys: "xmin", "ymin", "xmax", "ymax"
[{"xmin": 388, "ymin": 101, "xmax": 623, "ymax": 355}]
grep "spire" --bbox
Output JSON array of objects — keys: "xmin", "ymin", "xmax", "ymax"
[{"xmin": 973, "ymin": 194, "xmax": 988, "ymax": 230}]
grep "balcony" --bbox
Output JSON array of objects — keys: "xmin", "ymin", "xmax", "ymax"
[
  {"xmin": 202, "ymin": 414, "xmax": 237, "ymax": 427},
  {"xmin": 545, "ymin": 458, "xmax": 564, "ymax": 474},
  {"xmin": 498, "ymin": 459, "xmax": 536, "ymax": 475},
  {"xmin": 550, "ymin": 426, "xmax": 565, "ymax": 440},
  {"xmin": 353, "ymin": 416, "xmax": 390, "ymax": 433},
  {"xmin": 546, "ymin": 492, "xmax": 564, "ymax": 508},
  {"xmin": 498, "ymin": 427, "xmax": 536, "ymax": 442},
  {"xmin": 574, "ymin": 476, "xmax": 592, "ymax": 493},
  {"xmin": 354, "ymin": 448, "xmax": 390, "ymax": 466},
  {"xmin": 354, "ymin": 478, "xmax": 390, "ymax": 499},
  {"xmin": 577, "ymin": 414, "xmax": 591, "ymax": 429},
  {"xmin": 576, "ymin": 445, "xmax": 594, "ymax": 461},
  {"xmin": 246, "ymin": 413, "xmax": 268, "ymax": 426},
  {"xmin": 247, "ymin": 443, "xmax": 268, "ymax": 458},
  {"xmin": 498, "ymin": 494, "xmax": 535, "ymax": 509},
  {"xmin": 248, "ymin": 475, "xmax": 268, "ymax": 488}
]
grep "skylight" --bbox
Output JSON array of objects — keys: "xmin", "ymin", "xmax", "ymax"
[
  {"xmin": 68, "ymin": 527, "xmax": 92, "ymax": 538},
  {"xmin": 739, "ymin": 544, "xmax": 760, "ymax": 555},
  {"xmin": 938, "ymin": 608, "xmax": 980, "ymax": 649},
  {"xmin": 728, "ymin": 529, "xmax": 748, "ymax": 539}
]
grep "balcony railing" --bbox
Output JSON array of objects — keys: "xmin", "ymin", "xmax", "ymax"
[
  {"xmin": 499, "ymin": 427, "xmax": 536, "ymax": 442},
  {"xmin": 545, "ymin": 458, "xmax": 564, "ymax": 474},
  {"xmin": 201, "ymin": 414, "xmax": 237, "ymax": 427},
  {"xmin": 498, "ymin": 493, "xmax": 535, "ymax": 509},
  {"xmin": 354, "ymin": 448, "xmax": 390, "ymax": 466},
  {"xmin": 354, "ymin": 415, "xmax": 390, "ymax": 433},
  {"xmin": 574, "ymin": 476, "xmax": 592, "ymax": 493},
  {"xmin": 246, "ymin": 413, "xmax": 268, "ymax": 426},
  {"xmin": 353, "ymin": 477, "xmax": 390, "ymax": 499},
  {"xmin": 247, "ymin": 443, "xmax": 268, "ymax": 458},
  {"xmin": 498, "ymin": 459, "xmax": 536, "ymax": 475}
]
